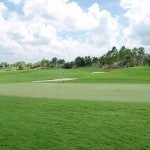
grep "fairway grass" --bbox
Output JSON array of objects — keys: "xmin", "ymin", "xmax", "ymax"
[
  {"xmin": 0, "ymin": 67, "xmax": 150, "ymax": 83},
  {"xmin": 0, "ymin": 67, "xmax": 150, "ymax": 149},
  {"xmin": 0, "ymin": 83, "xmax": 150, "ymax": 102},
  {"xmin": 0, "ymin": 95, "xmax": 150, "ymax": 150}
]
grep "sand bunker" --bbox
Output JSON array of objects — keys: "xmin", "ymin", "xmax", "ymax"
[
  {"xmin": 32, "ymin": 78, "xmax": 78, "ymax": 83},
  {"xmin": 92, "ymin": 72, "xmax": 106, "ymax": 74}
]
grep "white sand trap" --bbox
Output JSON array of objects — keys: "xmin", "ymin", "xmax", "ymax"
[
  {"xmin": 92, "ymin": 72, "xmax": 106, "ymax": 74},
  {"xmin": 32, "ymin": 78, "xmax": 78, "ymax": 83}
]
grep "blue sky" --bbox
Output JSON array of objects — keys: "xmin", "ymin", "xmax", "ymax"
[
  {"xmin": 72, "ymin": 0, "xmax": 128, "ymax": 26},
  {"xmin": 0, "ymin": 0, "xmax": 149, "ymax": 63},
  {"xmin": 1, "ymin": 0, "xmax": 23, "ymax": 14},
  {"xmin": 72, "ymin": 0, "xmax": 123, "ymax": 14},
  {"xmin": 2, "ymin": 0, "xmax": 126, "ymax": 21}
]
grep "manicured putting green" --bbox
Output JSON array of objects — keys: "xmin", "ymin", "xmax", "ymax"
[{"xmin": 0, "ymin": 83, "xmax": 149, "ymax": 102}]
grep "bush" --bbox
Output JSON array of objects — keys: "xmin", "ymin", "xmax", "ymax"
[{"xmin": 63, "ymin": 62, "xmax": 73, "ymax": 69}]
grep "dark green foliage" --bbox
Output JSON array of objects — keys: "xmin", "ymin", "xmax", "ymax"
[
  {"xmin": 92, "ymin": 57, "xmax": 99, "ymax": 65},
  {"xmin": 75, "ymin": 56, "xmax": 86, "ymax": 67},
  {"xmin": 40, "ymin": 59, "xmax": 50, "ymax": 69},
  {"xmin": 0, "ymin": 62, "xmax": 8, "ymax": 69},
  {"xmin": 100, "ymin": 46, "xmax": 146, "ymax": 68},
  {"xmin": 85, "ymin": 56, "xmax": 92, "ymax": 66},
  {"xmin": 15, "ymin": 61, "xmax": 26, "ymax": 70},
  {"xmin": 57, "ymin": 59, "xmax": 65, "ymax": 65},
  {"xmin": 63, "ymin": 62, "xmax": 74, "ymax": 69},
  {"xmin": 143, "ymin": 54, "xmax": 150, "ymax": 67},
  {"xmin": 0, "ymin": 46, "xmax": 149, "ymax": 70}
]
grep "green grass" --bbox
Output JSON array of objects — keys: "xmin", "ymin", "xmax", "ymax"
[
  {"xmin": 0, "ymin": 66, "xmax": 150, "ymax": 149},
  {"xmin": 0, "ymin": 83, "xmax": 150, "ymax": 102},
  {"xmin": 0, "ymin": 67, "xmax": 150, "ymax": 83},
  {"xmin": 0, "ymin": 95, "xmax": 150, "ymax": 150}
]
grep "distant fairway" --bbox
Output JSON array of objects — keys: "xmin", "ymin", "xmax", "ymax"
[
  {"xmin": 0, "ymin": 67, "xmax": 150, "ymax": 83},
  {"xmin": 0, "ymin": 67, "xmax": 150, "ymax": 149}
]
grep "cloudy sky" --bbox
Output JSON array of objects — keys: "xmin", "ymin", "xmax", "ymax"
[{"xmin": 0, "ymin": 0, "xmax": 150, "ymax": 63}]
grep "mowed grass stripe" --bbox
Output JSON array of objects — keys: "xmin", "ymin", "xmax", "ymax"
[
  {"xmin": 0, "ymin": 95, "xmax": 150, "ymax": 150},
  {"xmin": 0, "ymin": 83, "xmax": 150, "ymax": 102}
]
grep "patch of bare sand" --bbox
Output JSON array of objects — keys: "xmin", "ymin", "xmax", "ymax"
[{"xmin": 32, "ymin": 78, "xmax": 78, "ymax": 83}]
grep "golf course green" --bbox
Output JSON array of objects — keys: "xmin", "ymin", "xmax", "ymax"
[{"xmin": 0, "ymin": 67, "xmax": 150, "ymax": 150}]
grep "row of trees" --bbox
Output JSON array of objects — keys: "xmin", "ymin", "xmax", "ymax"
[
  {"xmin": 0, "ymin": 46, "xmax": 150, "ymax": 70},
  {"xmin": 99, "ymin": 46, "xmax": 150, "ymax": 68},
  {"xmin": 64, "ymin": 46, "xmax": 150, "ymax": 69},
  {"xmin": 0, "ymin": 57, "xmax": 65, "ymax": 70}
]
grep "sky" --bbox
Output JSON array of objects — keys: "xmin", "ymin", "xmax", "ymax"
[{"xmin": 0, "ymin": 0, "xmax": 150, "ymax": 63}]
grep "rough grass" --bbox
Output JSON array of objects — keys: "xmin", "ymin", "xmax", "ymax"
[
  {"xmin": 0, "ymin": 67, "xmax": 150, "ymax": 83},
  {"xmin": 0, "ymin": 95, "xmax": 150, "ymax": 150}
]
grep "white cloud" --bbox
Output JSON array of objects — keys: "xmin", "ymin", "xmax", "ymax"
[
  {"xmin": 8, "ymin": 0, "xmax": 22, "ymax": 5},
  {"xmin": 121, "ymin": 0, "xmax": 150, "ymax": 48},
  {"xmin": 0, "ymin": 0, "xmax": 120, "ymax": 63},
  {"xmin": 23, "ymin": 0, "xmax": 95, "ymax": 31},
  {"xmin": 0, "ymin": 2, "xmax": 8, "ymax": 16},
  {"xmin": 88, "ymin": 4, "xmax": 120, "ymax": 47}
]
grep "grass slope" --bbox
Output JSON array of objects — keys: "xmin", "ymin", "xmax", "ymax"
[
  {"xmin": 0, "ymin": 96, "xmax": 150, "ymax": 150},
  {"xmin": 0, "ymin": 67, "xmax": 150, "ymax": 83}
]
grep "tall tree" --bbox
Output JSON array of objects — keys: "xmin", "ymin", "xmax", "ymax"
[
  {"xmin": 51, "ymin": 57, "xmax": 58, "ymax": 67},
  {"xmin": 75, "ymin": 57, "xmax": 86, "ymax": 67},
  {"xmin": 85, "ymin": 56, "xmax": 92, "ymax": 66},
  {"xmin": 92, "ymin": 57, "xmax": 99, "ymax": 65},
  {"xmin": 137, "ymin": 47, "xmax": 145, "ymax": 65},
  {"xmin": 132, "ymin": 47, "xmax": 138, "ymax": 66}
]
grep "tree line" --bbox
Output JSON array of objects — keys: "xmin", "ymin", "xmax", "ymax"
[
  {"xmin": 99, "ymin": 46, "xmax": 150, "ymax": 68},
  {"xmin": 0, "ymin": 46, "xmax": 150, "ymax": 70}
]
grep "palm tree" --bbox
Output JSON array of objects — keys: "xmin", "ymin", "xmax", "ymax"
[
  {"xmin": 132, "ymin": 47, "xmax": 138, "ymax": 66},
  {"xmin": 137, "ymin": 47, "xmax": 145, "ymax": 65}
]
